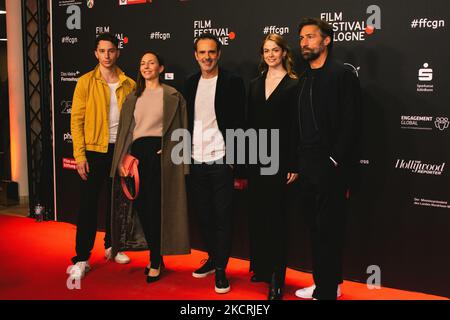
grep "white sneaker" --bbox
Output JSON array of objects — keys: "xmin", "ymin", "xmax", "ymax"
[
  {"xmin": 69, "ymin": 261, "xmax": 91, "ymax": 280},
  {"xmin": 114, "ymin": 252, "xmax": 130, "ymax": 264},
  {"xmin": 105, "ymin": 247, "xmax": 130, "ymax": 264},
  {"xmin": 295, "ymin": 284, "xmax": 342, "ymax": 299}
]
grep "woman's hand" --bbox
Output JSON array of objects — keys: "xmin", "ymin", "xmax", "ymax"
[
  {"xmin": 118, "ymin": 164, "xmax": 127, "ymax": 177},
  {"xmin": 286, "ymin": 172, "xmax": 298, "ymax": 184}
]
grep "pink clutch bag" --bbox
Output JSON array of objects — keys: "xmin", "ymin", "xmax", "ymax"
[{"xmin": 120, "ymin": 154, "xmax": 140, "ymax": 200}]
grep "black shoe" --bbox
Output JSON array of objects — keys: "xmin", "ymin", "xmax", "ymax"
[
  {"xmin": 145, "ymin": 258, "xmax": 164, "ymax": 283},
  {"xmin": 144, "ymin": 258, "xmax": 165, "ymax": 275},
  {"xmin": 268, "ymin": 286, "xmax": 283, "ymax": 300},
  {"xmin": 268, "ymin": 272, "xmax": 283, "ymax": 300},
  {"xmin": 215, "ymin": 268, "xmax": 230, "ymax": 294},
  {"xmin": 192, "ymin": 258, "xmax": 215, "ymax": 278},
  {"xmin": 251, "ymin": 274, "xmax": 270, "ymax": 283}
]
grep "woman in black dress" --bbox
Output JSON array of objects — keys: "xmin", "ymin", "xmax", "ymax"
[{"xmin": 247, "ymin": 34, "xmax": 299, "ymax": 300}]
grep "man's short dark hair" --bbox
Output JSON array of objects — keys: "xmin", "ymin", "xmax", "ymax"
[
  {"xmin": 193, "ymin": 33, "xmax": 222, "ymax": 52},
  {"xmin": 95, "ymin": 32, "xmax": 119, "ymax": 50},
  {"xmin": 298, "ymin": 18, "xmax": 334, "ymax": 52}
]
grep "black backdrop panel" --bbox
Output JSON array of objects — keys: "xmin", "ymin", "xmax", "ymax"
[{"xmin": 51, "ymin": 0, "xmax": 450, "ymax": 297}]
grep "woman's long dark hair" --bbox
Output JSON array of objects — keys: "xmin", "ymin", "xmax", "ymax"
[
  {"xmin": 135, "ymin": 50, "xmax": 165, "ymax": 97},
  {"xmin": 258, "ymin": 34, "xmax": 297, "ymax": 79}
]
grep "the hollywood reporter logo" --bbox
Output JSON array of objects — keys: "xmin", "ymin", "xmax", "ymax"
[{"xmin": 395, "ymin": 159, "xmax": 445, "ymax": 176}]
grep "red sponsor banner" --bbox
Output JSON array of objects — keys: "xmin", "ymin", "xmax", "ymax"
[
  {"xmin": 119, "ymin": 0, "xmax": 151, "ymax": 5},
  {"xmin": 63, "ymin": 158, "xmax": 77, "ymax": 170}
]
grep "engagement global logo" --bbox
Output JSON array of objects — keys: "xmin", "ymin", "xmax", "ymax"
[{"xmin": 400, "ymin": 115, "xmax": 448, "ymax": 131}]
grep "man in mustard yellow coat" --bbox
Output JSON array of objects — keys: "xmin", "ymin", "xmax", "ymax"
[{"xmin": 69, "ymin": 33, "xmax": 135, "ymax": 279}]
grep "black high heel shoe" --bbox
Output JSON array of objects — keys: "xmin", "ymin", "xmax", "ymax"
[
  {"xmin": 144, "ymin": 258, "xmax": 165, "ymax": 274},
  {"xmin": 146, "ymin": 258, "xmax": 165, "ymax": 283}
]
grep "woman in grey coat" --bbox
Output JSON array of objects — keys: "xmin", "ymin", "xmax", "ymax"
[{"xmin": 110, "ymin": 51, "xmax": 190, "ymax": 283}]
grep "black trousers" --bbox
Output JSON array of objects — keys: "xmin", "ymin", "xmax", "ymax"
[
  {"xmin": 248, "ymin": 172, "xmax": 287, "ymax": 282},
  {"xmin": 298, "ymin": 152, "xmax": 348, "ymax": 300},
  {"xmin": 189, "ymin": 160, "xmax": 234, "ymax": 270},
  {"xmin": 72, "ymin": 145, "xmax": 114, "ymax": 264},
  {"xmin": 131, "ymin": 137, "xmax": 162, "ymax": 266}
]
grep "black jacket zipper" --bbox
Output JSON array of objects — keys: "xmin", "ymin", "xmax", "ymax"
[
  {"xmin": 297, "ymin": 78, "xmax": 307, "ymax": 139},
  {"xmin": 309, "ymin": 76, "xmax": 319, "ymax": 131}
]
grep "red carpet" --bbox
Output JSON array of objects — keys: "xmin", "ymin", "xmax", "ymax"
[{"xmin": 0, "ymin": 214, "xmax": 447, "ymax": 300}]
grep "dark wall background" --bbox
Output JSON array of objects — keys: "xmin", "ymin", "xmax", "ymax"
[{"xmin": 51, "ymin": 0, "xmax": 450, "ymax": 297}]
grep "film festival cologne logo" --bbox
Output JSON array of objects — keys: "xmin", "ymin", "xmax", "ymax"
[
  {"xmin": 320, "ymin": 4, "xmax": 381, "ymax": 42},
  {"xmin": 193, "ymin": 20, "xmax": 236, "ymax": 46},
  {"xmin": 95, "ymin": 26, "xmax": 129, "ymax": 49}
]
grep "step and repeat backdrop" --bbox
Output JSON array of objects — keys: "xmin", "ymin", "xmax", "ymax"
[{"xmin": 51, "ymin": 0, "xmax": 450, "ymax": 297}]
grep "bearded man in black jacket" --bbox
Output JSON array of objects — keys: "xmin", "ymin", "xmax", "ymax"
[{"xmin": 294, "ymin": 18, "xmax": 362, "ymax": 301}]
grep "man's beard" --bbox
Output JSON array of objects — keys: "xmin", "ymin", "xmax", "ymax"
[{"xmin": 301, "ymin": 43, "xmax": 325, "ymax": 61}]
